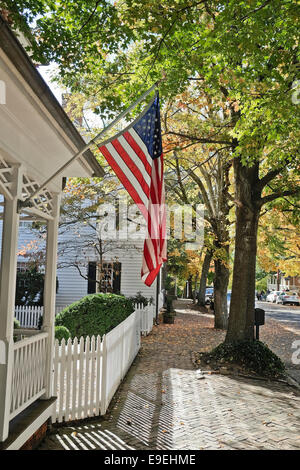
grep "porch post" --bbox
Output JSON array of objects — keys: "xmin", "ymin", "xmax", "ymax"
[
  {"xmin": 0, "ymin": 165, "xmax": 23, "ymax": 442},
  {"xmin": 42, "ymin": 193, "xmax": 60, "ymax": 400}
]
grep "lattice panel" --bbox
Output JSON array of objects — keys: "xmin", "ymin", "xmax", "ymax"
[
  {"xmin": 0, "ymin": 155, "xmax": 13, "ymax": 199},
  {"xmin": 22, "ymin": 174, "xmax": 54, "ymax": 217}
]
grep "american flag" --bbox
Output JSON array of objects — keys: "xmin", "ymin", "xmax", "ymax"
[{"xmin": 98, "ymin": 93, "xmax": 167, "ymax": 286}]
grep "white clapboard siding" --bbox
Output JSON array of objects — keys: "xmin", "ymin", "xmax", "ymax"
[
  {"xmin": 0, "ymin": 218, "xmax": 164, "ymax": 312},
  {"xmin": 56, "ymin": 265, "xmax": 89, "ymax": 308},
  {"xmin": 52, "ymin": 309, "xmax": 141, "ymax": 423}
]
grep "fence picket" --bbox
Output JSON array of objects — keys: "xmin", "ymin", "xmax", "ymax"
[
  {"xmin": 58, "ymin": 338, "xmax": 66, "ymax": 423},
  {"xmin": 90, "ymin": 335, "xmax": 96, "ymax": 415},
  {"xmin": 84, "ymin": 336, "xmax": 91, "ymax": 419},
  {"xmin": 78, "ymin": 336, "xmax": 85, "ymax": 421},
  {"xmin": 65, "ymin": 338, "xmax": 72, "ymax": 421},
  {"xmin": 100, "ymin": 334, "xmax": 107, "ymax": 415},
  {"xmin": 95, "ymin": 335, "xmax": 102, "ymax": 416},
  {"xmin": 52, "ymin": 340, "xmax": 59, "ymax": 422},
  {"xmin": 72, "ymin": 337, "xmax": 78, "ymax": 420}
]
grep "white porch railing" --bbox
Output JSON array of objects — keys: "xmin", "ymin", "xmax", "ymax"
[
  {"xmin": 10, "ymin": 332, "xmax": 48, "ymax": 420},
  {"xmin": 52, "ymin": 309, "xmax": 141, "ymax": 423}
]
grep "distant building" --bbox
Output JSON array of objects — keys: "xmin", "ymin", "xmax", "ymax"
[{"xmin": 267, "ymin": 273, "xmax": 300, "ymax": 293}]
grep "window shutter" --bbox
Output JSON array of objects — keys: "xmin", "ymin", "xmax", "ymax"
[
  {"xmin": 87, "ymin": 262, "xmax": 96, "ymax": 294},
  {"xmin": 113, "ymin": 262, "xmax": 121, "ymax": 294}
]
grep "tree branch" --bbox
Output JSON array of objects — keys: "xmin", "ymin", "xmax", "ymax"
[
  {"xmin": 78, "ymin": 1, "xmax": 102, "ymax": 34},
  {"xmin": 260, "ymin": 188, "xmax": 300, "ymax": 206},
  {"xmin": 165, "ymin": 130, "xmax": 231, "ymax": 146}
]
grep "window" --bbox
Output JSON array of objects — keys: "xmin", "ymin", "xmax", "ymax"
[
  {"xmin": 19, "ymin": 221, "xmax": 32, "ymax": 229},
  {"xmin": 17, "ymin": 261, "xmax": 29, "ymax": 273},
  {"xmin": 87, "ymin": 262, "xmax": 121, "ymax": 294}
]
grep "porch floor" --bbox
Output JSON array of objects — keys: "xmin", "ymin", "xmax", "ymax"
[{"xmin": 0, "ymin": 397, "xmax": 56, "ymax": 450}]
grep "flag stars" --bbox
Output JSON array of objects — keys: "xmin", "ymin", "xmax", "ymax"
[{"xmin": 133, "ymin": 97, "xmax": 162, "ymax": 160}]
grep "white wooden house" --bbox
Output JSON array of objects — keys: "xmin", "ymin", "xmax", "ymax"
[
  {"xmin": 4, "ymin": 204, "xmax": 164, "ymax": 314},
  {"xmin": 0, "ymin": 16, "xmax": 104, "ymax": 449}
]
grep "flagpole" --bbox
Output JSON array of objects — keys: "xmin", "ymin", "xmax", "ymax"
[{"xmin": 18, "ymin": 81, "xmax": 160, "ymax": 210}]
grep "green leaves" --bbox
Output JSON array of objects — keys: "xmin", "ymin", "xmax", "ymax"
[{"xmin": 55, "ymin": 293, "xmax": 134, "ymax": 338}]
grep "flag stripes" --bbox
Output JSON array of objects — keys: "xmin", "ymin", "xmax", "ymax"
[{"xmin": 98, "ymin": 93, "xmax": 167, "ymax": 286}]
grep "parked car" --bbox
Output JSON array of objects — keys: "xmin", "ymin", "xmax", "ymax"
[
  {"xmin": 266, "ymin": 291, "xmax": 281, "ymax": 303},
  {"xmin": 226, "ymin": 291, "xmax": 258, "ymax": 310},
  {"xmin": 276, "ymin": 292, "xmax": 300, "ymax": 306},
  {"xmin": 209, "ymin": 291, "xmax": 230, "ymax": 311},
  {"xmin": 227, "ymin": 291, "xmax": 231, "ymax": 310}
]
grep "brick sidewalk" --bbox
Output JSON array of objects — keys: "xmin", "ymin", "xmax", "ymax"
[{"xmin": 39, "ymin": 304, "xmax": 300, "ymax": 450}]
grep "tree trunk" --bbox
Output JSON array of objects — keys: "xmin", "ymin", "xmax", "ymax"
[
  {"xmin": 276, "ymin": 270, "xmax": 280, "ymax": 291},
  {"xmin": 198, "ymin": 250, "xmax": 212, "ymax": 306},
  {"xmin": 226, "ymin": 158, "xmax": 261, "ymax": 342},
  {"xmin": 193, "ymin": 272, "xmax": 199, "ymax": 304},
  {"xmin": 187, "ymin": 275, "xmax": 193, "ymax": 299},
  {"xmin": 213, "ymin": 252, "xmax": 229, "ymax": 329}
]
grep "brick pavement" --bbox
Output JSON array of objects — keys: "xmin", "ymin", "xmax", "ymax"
[{"xmin": 39, "ymin": 302, "xmax": 300, "ymax": 450}]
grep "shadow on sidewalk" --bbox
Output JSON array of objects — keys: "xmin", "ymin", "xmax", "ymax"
[{"xmin": 39, "ymin": 307, "xmax": 300, "ymax": 450}]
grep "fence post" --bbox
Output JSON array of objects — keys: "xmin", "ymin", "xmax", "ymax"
[
  {"xmin": 100, "ymin": 335, "xmax": 107, "ymax": 415},
  {"xmin": 122, "ymin": 320, "xmax": 126, "ymax": 380},
  {"xmin": 136, "ymin": 309, "xmax": 141, "ymax": 351},
  {"xmin": 0, "ymin": 165, "xmax": 23, "ymax": 442},
  {"xmin": 42, "ymin": 194, "xmax": 60, "ymax": 400}
]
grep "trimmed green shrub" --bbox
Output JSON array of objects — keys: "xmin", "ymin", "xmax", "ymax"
[
  {"xmin": 55, "ymin": 326, "xmax": 71, "ymax": 344},
  {"xmin": 202, "ymin": 340, "xmax": 285, "ymax": 378},
  {"xmin": 55, "ymin": 293, "xmax": 134, "ymax": 338},
  {"xmin": 13, "ymin": 318, "xmax": 20, "ymax": 342}
]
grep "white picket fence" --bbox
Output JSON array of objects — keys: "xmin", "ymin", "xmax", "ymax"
[
  {"xmin": 14, "ymin": 305, "xmax": 66, "ymax": 328},
  {"xmin": 52, "ymin": 309, "xmax": 141, "ymax": 423},
  {"xmin": 137, "ymin": 303, "xmax": 155, "ymax": 335}
]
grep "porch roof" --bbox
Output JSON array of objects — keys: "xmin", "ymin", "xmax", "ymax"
[{"xmin": 0, "ymin": 15, "xmax": 104, "ymax": 194}]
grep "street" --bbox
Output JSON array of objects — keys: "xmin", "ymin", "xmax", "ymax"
[{"xmin": 256, "ymin": 301, "xmax": 300, "ymax": 335}]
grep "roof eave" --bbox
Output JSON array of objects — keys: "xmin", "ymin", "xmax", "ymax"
[{"xmin": 0, "ymin": 15, "xmax": 105, "ymax": 178}]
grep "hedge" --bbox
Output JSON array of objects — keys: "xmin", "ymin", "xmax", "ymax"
[{"xmin": 55, "ymin": 293, "xmax": 134, "ymax": 339}]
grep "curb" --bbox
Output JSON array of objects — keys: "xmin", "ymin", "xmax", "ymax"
[{"xmin": 286, "ymin": 374, "xmax": 300, "ymax": 391}]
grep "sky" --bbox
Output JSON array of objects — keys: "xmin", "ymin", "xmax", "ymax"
[
  {"xmin": 37, "ymin": 63, "xmax": 105, "ymax": 133},
  {"xmin": 38, "ymin": 64, "xmax": 63, "ymax": 105}
]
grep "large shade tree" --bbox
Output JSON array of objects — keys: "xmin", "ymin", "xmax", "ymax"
[{"xmin": 4, "ymin": 0, "xmax": 299, "ymax": 342}]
